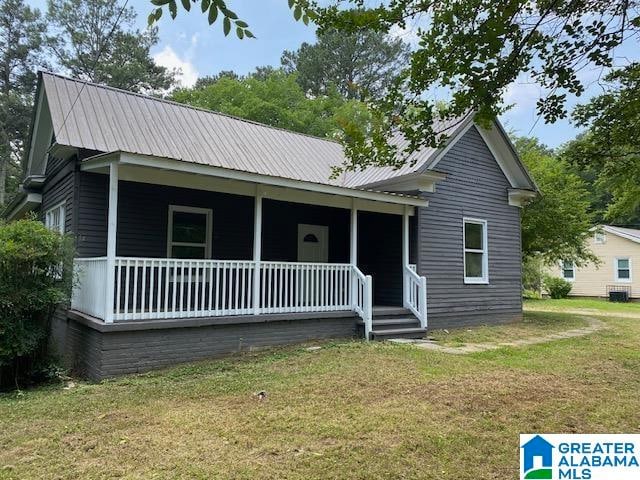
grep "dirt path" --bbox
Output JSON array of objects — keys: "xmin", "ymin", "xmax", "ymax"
[{"xmin": 390, "ymin": 316, "xmax": 607, "ymax": 355}]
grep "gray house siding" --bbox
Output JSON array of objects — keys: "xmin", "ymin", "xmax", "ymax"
[
  {"xmin": 418, "ymin": 126, "xmax": 523, "ymax": 329},
  {"xmin": 40, "ymin": 156, "xmax": 76, "ymax": 234}
]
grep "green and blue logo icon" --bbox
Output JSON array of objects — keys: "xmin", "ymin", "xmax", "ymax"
[{"xmin": 521, "ymin": 435, "xmax": 554, "ymax": 479}]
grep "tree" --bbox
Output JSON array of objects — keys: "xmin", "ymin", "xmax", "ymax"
[
  {"xmin": 281, "ymin": 29, "xmax": 411, "ymax": 100},
  {"xmin": 0, "ymin": 0, "xmax": 50, "ymax": 207},
  {"xmin": 171, "ymin": 69, "xmax": 368, "ymax": 138},
  {"xmin": 149, "ymin": 0, "xmax": 639, "ymax": 173},
  {"xmin": 563, "ymin": 64, "xmax": 640, "ymax": 225},
  {"xmin": 48, "ymin": 0, "xmax": 175, "ymax": 93},
  {"xmin": 515, "ymin": 137, "xmax": 596, "ymax": 266}
]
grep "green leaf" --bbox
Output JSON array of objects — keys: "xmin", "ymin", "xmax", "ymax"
[
  {"xmin": 223, "ymin": 16, "xmax": 231, "ymax": 36},
  {"xmin": 155, "ymin": 8, "xmax": 163, "ymax": 20},
  {"xmin": 181, "ymin": 0, "xmax": 191, "ymax": 12},
  {"xmin": 147, "ymin": 12, "xmax": 155, "ymax": 26},
  {"xmin": 201, "ymin": 0, "xmax": 210, "ymax": 13},
  {"xmin": 236, "ymin": 27, "xmax": 244, "ymax": 39},
  {"xmin": 288, "ymin": 0, "xmax": 295, "ymax": 8},
  {"xmin": 294, "ymin": 5, "xmax": 302, "ymax": 21},
  {"xmin": 151, "ymin": 0, "xmax": 172, "ymax": 5},
  {"xmin": 221, "ymin": 7, "xmax": 238, "ymax": 20},
  {"xmin": 235, "ymin": 20, "xmax": 248, "ymax": 28},
  {"xmin": 302, "ymin": 14, "xmax": 309, "ymax": 26},
  {"xmin": 169, "ymin": 0, "xmax": 177, "ymax": 19},
  {"xmin": 208, "ymin": 5, "xmax": 218, "ymax": 24},
  {"xmin": 244, "ymin": 29, "xmax": 255, "ymax": 38}
]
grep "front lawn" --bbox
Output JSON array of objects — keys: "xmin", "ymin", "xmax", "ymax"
[
  {"xmin": 1, "ymin": 308, "xmax": 639, "ymax": 479},
  {"xmin": 524, "ymin": 297, "xmax": 640, "ymax": 314}
]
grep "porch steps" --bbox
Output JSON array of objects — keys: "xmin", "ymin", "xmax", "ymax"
[{"xmin": 358, "ymin": 307, "xmax": 427, "ymax": 340}]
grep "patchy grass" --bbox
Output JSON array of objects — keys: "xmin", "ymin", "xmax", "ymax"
[
  {"xmin": 429, "ymin": 311, "xmax": 588, "ymax": 346},
  {"xmin": 1, "ymin": 311, "xmax": 639, "ymax": 480},
  {"xmin": 525, "ymin": 297, "xmax": 640, "ymax": 315}
]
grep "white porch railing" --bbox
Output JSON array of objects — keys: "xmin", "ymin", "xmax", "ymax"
[
  {"xmin": 71, "ymin": 258, "xmax": 374, "ymax": 330},
  {"xmin": 71, "ymin": 257, "xmax": 108, "ymax": 319},
  {"xmin": 403, "ymin": 266, "xmax": 428, "ymax": 329}
]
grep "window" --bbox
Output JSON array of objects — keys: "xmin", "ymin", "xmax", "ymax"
[
  {"xmin": 615, "ymin": 257, "xmax": 632, "ymax": 283},
  {"xmin": 594, "ymin": 232, "xmax": 606, "ymax": 244},
  {"xmin": 167, "ymin": 205, "xmax": 212, "ymax": 259},
  {"xmin": 463, "ymin": 218, "xmax": 488, "ymax": 284},
  {"xmin": 44, "ymin": 202, "xmax": 65, "ymax": 233},
  {"xmin": 561, "ymin": 260, "xmax": 575, "ymax": 281}
]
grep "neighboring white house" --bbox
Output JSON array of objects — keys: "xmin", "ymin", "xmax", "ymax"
[{"xmin": 552, "ymin": 226, "xmax": 640, "ymax": 300}]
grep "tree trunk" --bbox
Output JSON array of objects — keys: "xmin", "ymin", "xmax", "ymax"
[{"xmin": 0, "ymin": 155, "xmax": 7, "ymax": 207}]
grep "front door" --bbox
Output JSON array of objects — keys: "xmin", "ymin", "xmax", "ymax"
[{"xmin": 297, "ymin": 224, "xmax": 329, "ymax": 262}]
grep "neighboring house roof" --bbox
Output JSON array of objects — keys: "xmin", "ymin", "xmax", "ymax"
[
  {"xmin": 602, "ymin": 225, "xmax": 640, "ymax": 244},
  {"xmin": 26, "ymin": 71, "xmax": 537, "ymax": 193}
]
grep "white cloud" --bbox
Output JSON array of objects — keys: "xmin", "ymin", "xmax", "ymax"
[{"xmin": 153, "ymin": 46, "xmax": 199, "ymax": 88}]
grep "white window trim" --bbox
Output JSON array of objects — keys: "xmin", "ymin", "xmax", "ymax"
[
  {"xmin": 463, "ymin": 217, "xmax": 489, "ymax": 284},
  {"xmin": 614, "ymin": 257, "xmax": 632, "ymax": 283},
  {"xmin": 561, "ymin": 260, "xmax": 576, "ymax": 282},
  {"xmin": 44, "ymin": 201, "xmax": 66, "ymax": 234},
  {"xmin": 167, "ymin": 205, "xmax": 213, "ymax": 258}
]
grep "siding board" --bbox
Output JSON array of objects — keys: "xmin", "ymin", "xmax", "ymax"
[{"xmin": 418, "ymin": 126, "xmax": 523, "ymax": 329}]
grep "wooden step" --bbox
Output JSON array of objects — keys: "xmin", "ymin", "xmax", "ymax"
[{"xmin": 370, "ymin": 327, "xmax": 426, "ymax": 340}]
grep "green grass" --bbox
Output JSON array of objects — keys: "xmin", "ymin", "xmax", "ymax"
[
  {"xmin": 524, "ymin": 297, "xmax": 640, "ymax": 314},
  {"xmin": 1, "ymin": 309, "xmax": 639, "ymax": 479},
  {"xmin": 429, "ymin": 311, "xmax": 587, "ymax": 346}
]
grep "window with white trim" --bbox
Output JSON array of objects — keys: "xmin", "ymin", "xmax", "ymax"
[
  {"xmin": 561, "ymin": 260, "xmax": 575, "ymax": 281},
  {"xmin": 594, "ymin": 232, "xmax": 606, "ymax": 244},
  {"xmin": 463, "ymin": 218, "xmax": 488, "ymax": 284},
  {"xmin": 44, "ymin": 202, "xmax": 65, "ymax": 234},
  {"xmin": 615, "ymin": 257, "xmax": 631, "ymax": 282},
  {"xmin": 167, "ymin": 205, "xmax": 213, "ymax": 259}
]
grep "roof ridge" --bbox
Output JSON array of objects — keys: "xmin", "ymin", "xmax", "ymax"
[{"xmin": 39, "ymin": 70, "xmax": 344, "ymax": 147}]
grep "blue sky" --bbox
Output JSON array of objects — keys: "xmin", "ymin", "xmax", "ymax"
[{"xmin": 29, "ymin": 0, "xmax": 638, "ymax": 148}]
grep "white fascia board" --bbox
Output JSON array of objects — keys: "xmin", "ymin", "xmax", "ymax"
[
  {"xmin": 603, "ymin": 226, "xmax": 640, "ymax": 245},
  {"xmin": 356, "ymin": 171, "xmax": 447, "ymax": 193},
  {"xmin": 82, "ymin": 152, "xmax": 428, "ymax": 209},
  {"xmin": 508, "ymin": 188, "xmax": 538, "ymax": 207},
  {"xmin": 5, "ymin": 193, "xmax": 42, "ymax": 221}
]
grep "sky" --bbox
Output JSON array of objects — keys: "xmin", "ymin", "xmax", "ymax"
[{"xmin": 28, "ymin": 0, "xmax": 639, "ymax": 148}]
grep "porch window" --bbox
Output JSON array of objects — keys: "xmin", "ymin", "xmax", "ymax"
[
  {"xmin": 167, "ymin": 205, "xmax": 212, "ymax": 259},
  {"xmin": 463, "ymin": 218, "xmax": 488, "ymax": 284},
  {"xmin": 44, "ymin": 202, "xmax": 65, "ymax": 234},
  {"xmin": 615, "ymin": 257, "xmax": 631, "ymax": 282},
  {"xmin": 561, "ymin": 260, "xmax": 575, "ymax": 281}
]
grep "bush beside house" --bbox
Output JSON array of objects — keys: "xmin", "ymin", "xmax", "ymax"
[
  {"xmin": 0, "ymin": 218, "xmax": 73, "ymax": 388},
  {"xmin": 543, "ymin": 276, "xmax": 573, "ymax": 299}
]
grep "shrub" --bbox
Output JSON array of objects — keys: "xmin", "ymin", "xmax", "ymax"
[
  {"xmin": 522, "ymin": 255, "xmax": 544, "ymax": 292},
  {"xmin": 0, "ymin": 218, "xmax": 74, "ymax": 386},
  {"xmin": 543, "ymin": 276, "xmax": 573, "ymax": 299},
  {"xmin": 523, "ymin": 289, "xmax": 543, "ymax": 300}
]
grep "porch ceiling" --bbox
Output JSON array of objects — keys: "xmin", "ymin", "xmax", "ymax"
[{"xmin": 81, "ymin": 151, "xmax": 428, "ymax": 216}]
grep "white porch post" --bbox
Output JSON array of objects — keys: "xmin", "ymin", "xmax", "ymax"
[
  {"xmin": 104, "ymin": 162, "xmax": 119, "ymax": 323},
  {"xmin": 350, "ymin": 199, "xmax": 358, "ymax": 307},
  {"xmin": 252, "ymin": 186, "xmax": 263, "ymax": 315},
  {"xmin": 402, "ymin": 205, "xmax": 410, "ymax": 308}
]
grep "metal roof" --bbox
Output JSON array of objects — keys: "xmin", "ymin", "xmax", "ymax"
[{"xmin": 39, "ymin": 72, "xmax": 509, "ymax": 191}]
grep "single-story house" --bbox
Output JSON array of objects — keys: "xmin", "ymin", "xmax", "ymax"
[
  {"xmin": 553, "ymin": 225, "xmax": 639, "ymax": 300},
  {"xmin": 5, "ymin": 71, "xmax": 538, "ymax": 379}
]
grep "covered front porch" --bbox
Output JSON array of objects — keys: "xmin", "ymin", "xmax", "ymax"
[{"xmin": 70, "ymin": 152, "xmax": 429, "ymax": 340}]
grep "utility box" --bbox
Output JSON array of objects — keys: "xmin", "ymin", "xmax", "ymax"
[{"xmin": 609, "ymin": 291, "xmax": 629, "ymax": 302}]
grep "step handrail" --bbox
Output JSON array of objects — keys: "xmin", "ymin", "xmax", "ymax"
[
  {"xmin": 403, "ymin": 266, "xmax": 427, "ymax": 329},
  {"xmin": 351, "ymin": 265, "xmax": 373, "ymax": 340}
]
